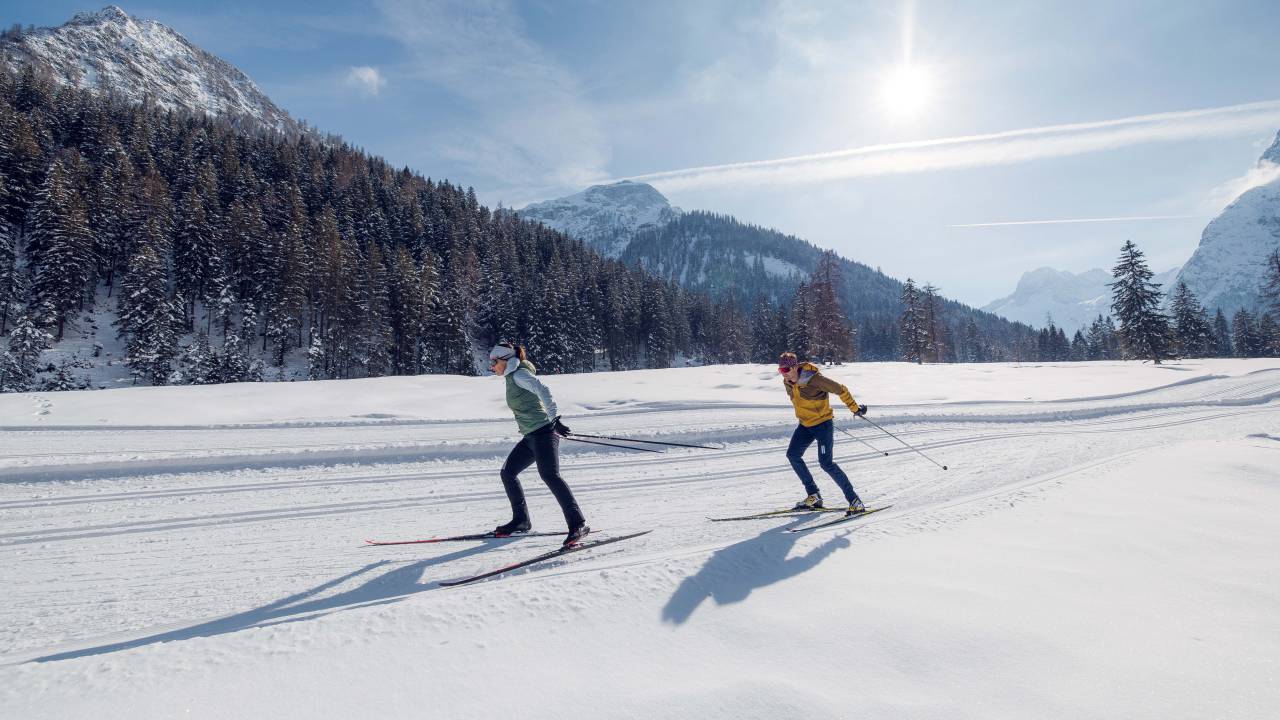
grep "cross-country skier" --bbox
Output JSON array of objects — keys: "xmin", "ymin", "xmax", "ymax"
[
  {"xmin": 778, "ymin": 351, "xmax": 867, "ymax": 515},
  {"xmin": 488, "ymin": 342, "xmax": 590, "ymax": 547}
]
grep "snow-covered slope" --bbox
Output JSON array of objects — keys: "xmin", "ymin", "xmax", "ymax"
[
  {"xmin": 518, "ymin": 181, "xmax": 682, "ymax": 257},
  {"xmin": 2, "ymin": 360, "xmax": 1278, "ymax": 719},
  {"xmin": 1, "ymin": 6, "xmax": 304, "ymax": 137},
  {"xmin": 1174, "ymin": 130, "xmax": 1280, "ymax": 316},
  {"xmin": 984, "ymin": 266, "xmax": 1181, "ymax": 332}
]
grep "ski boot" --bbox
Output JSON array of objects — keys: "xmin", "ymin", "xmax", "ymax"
[
  {"xmin": 494, "ymin": 518, "xmax": 532, "ymax": 537},
  {"xmin": 845, "ymin": 499, "xmax": 866, "ymax": 517},
  {"xmin": 792, "ymin": 493, "xmax": 824, "ymax": 511},
  {"xmin": 563, "ymin": 523, "xmax": 591, "ymax": 548}
]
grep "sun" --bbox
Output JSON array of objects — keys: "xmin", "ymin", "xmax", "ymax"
[{"xmin": 879, "ymin": 64, "xmax": 932, "ymax": 119}]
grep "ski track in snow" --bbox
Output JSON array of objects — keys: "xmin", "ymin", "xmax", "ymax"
[{"xmin": 1, "ymin": 365, "xmax": 1278, "ymax": 669}]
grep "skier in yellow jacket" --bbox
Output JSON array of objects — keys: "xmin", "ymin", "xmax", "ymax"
[{"xmin": 779, "ymin": 352, "xmax": 866, "ymax": 514}]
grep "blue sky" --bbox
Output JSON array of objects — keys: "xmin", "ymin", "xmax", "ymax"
[{"xmin": 7, "ymin": 1, "xmax": 1280, "ymax": 306}]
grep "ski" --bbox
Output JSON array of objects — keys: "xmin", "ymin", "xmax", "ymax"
[
  {"xmin": 708, "ymin": 506, "xmax": 849, "ymax": 522},
  {"xmin": 439, "ymin": 530, "xmax": 653, "ymax": 587},
  {"xmin": 786, "ymin": 505, "xmax": 893, "ymax": 533},
  {"xmin": 365, "ymin": 531, "xmax": 563, "ymax": 546}
]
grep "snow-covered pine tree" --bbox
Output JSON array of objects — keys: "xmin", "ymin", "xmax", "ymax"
[
  {"xmin": 1257, "ymin": 313, "xmax": 1279, "ymax": 357},
  {"xmin": 307, "ymin": 333, "xmax": 325, "ymax": 380},
  {"xmin": 899, "ymin": 278, "xmax": 928, "ymax": 364},
  {"xmin": 28, "ymin": 151, "xmax": 94, "ymax": 340},
  {"xmin": 962, "ymin": 316, "xmax": 985, "ymax": 362},
  {"xmin": 117, "ymin": 235, "xmax": 177, "ymax": 386},
  {"xmin": 1, "ymin": 311, "xmax": 51, "ymax": 391},
  {"xmin": 1231, "ymin": 309, "xmax": 1260, "ymax": 358},
  {"xmin": 1108, "ymin": 240, "xmax": 1172, "ymax": 363},
  {"xmin": 423, "ymin": 271, "xmax": 475, "ymax": 376},
  {"xmin": 1169, "ymin": 281, "xmax": 1213, "ymax": 358},
  {"xmin": 0, "ymin": 220, "xmax": 15, "ymax": 335}
]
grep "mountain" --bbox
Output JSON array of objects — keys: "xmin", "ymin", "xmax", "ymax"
[
  {"xmin": 524, "ymin": 183, "xmax": 1037, "ymax": 361},
  {"xmin": 518, "ymin": 181, "xmax": 682, "ymax": 258},
  {"xmin": 1173, "ymin": 130, "xmax": 1280, "ymax": 316},
  {"xmin": 0, "ymin": 6, "xmax": 306, "ymax": 137},
  {"xmin": 984, "ymin": 266, "xmax": 1181, "ymax": 333}
]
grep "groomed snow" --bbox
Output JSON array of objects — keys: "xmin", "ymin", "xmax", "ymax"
[{"xmin": 2, "ymin": 359, "xmax": 1278, "ymax": 719}]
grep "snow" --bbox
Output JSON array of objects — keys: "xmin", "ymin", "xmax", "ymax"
[
  {"xmin": 3, "ymin": 6, "xmax": 304, "ymax": 138},
  {"xmin": 1174, "ymin": 130, "xmax": 1280, "ymax": 316},
  {"xmin": 984, "ymin": 266, "xmax": 1181, "ymax": 332},
  {"xmin": 2, "ymin": 359, "xmax": 1279, "ymax": 719},
  {"xmin": 518, "ymin": 181, "xmax": 682, "ymax": 257}
]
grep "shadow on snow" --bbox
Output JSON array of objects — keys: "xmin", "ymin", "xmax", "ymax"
[
  {"xmin": 661, "ymin": 517, "xmax": 850, "ymax": 625},
  {"xmin": 32, "ymin": 539, "xmax": 526, "ymax": 663}
]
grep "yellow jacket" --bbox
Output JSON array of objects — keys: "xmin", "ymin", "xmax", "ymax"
[{"xmin": 784, "ymin": 362, "xmax": 860, "ymax": 427}]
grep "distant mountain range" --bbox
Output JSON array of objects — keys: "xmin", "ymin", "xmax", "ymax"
[
  {"xmin": 520, "ymin": 181, "xmax": 1036, "ymax": 360},
  {"xmin": 0, "ymin": 5, "xmax": 307, "ymax": 137},
  {"xmin": 983, "ymin": 266, "xmax": 1181, "ymax": 333}
]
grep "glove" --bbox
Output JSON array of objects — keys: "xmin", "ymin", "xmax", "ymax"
[
  {"xmin": 553, "ymin": 417, "xmax": 571, "ymax": 436},
  {"xmin": 855, "ymin": 404, "xmax": 868, "ymax": 417}
]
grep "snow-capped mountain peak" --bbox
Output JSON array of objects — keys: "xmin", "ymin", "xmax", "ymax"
[
  {"xmin": 984, "ymin": 266, "xmax": 1180, "ymax": 332},
  {"xmin": 1174, "ymin": 128, "xmax": 1280, "ymax": 316},
  {"xmin": 518, "ymin": 181, "xmax": 683, "ymax": 257},
  {"xmin": 2, "ymin": 5, "xmax": 305, "ymax": 137}
]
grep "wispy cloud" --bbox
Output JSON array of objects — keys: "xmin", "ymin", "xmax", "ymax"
[
  {"xmin": 1207, "ymin": 160, "xmax": 1280, "ymax": 210},
  {"xmin": 622, "ymin": 100, "xmax": 1280, "ymax": 192},
  {"xmin": 344, "ymin": 66, "xmax": 386, "ymax": 97},
  {"xmin": 949, "ymin": 215, "xmax": 1202, "ymax": 228},
  {"xmin": 373, "ymin": 0, "xmax": 608, "ymax": 196}
]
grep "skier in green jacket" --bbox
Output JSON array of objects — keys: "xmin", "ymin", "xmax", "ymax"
[{"xmin": 489, "ymin": 342, "xmax": 589, "ymax": 547}]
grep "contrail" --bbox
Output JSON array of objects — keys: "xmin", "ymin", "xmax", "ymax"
[
  {"xmin": 948, "ymin": 215, "xmax": 1203, "ymax": 228},
  {"xmin": 619, "ymin": 100, "xmax": 1280, "ymax": 191}
]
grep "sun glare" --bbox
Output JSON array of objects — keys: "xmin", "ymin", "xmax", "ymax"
[{"xmin": 880, "ymin": 64, "xmax": 932, "ymax": 119}]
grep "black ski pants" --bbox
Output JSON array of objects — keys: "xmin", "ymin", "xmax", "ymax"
[
  {"xmin": 786, "ymin": 419, "xmax": 861, "ymax": 504},
  {"xmin": 500, "ymin": 423, "xmax": 585, "ymax": 529}
]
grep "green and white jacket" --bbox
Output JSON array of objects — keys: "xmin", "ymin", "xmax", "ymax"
[{"xmin": 503, "ymin": 360, "xmax": 559, "ymax": 435}]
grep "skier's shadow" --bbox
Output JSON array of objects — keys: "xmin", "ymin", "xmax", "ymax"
[
  {"xmin": 29, "ymin": 539, "xmax": 523, "ymax": 663},
  {"xmin": 661, "ymin": 518, "xmax": 850, "ymax": 625}
]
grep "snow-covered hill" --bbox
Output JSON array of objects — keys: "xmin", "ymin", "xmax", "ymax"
[
  {"xmin": 2, "ymin": 360, "xmax": 1278, "ymax": 719},
  {"xmin": 518, "ymin": 180, "xmax": 682, "ymax": 258},
  {"xmin": 1174, "ymin": 130, "xmax": 1280, "ymax": 316},
  {"xmin": 984, "ymin": 266, "xmax": 1181, "ymax": 332},
  {"xmin": 0, "ymin": 6, "xmax": 305, "ymax": 137}
]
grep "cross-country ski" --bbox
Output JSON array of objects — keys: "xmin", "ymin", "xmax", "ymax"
[
  {"xmin": 439, "ymin": 530, "xmax": 653, "ymax": 587},
  {"xmin": 364, "ymin": 531, "xmax": 566, "ymax": 546}
]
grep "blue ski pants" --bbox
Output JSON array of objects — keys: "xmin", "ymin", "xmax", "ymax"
[{"xmin": 786, "ymin": 420, "xmax": 860, "ymax": 504}]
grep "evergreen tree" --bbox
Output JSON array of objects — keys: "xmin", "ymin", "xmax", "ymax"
[
  {"xmin": 1232, "ymin": 309, "xmax": 1260, "ymax": 357},
  {"xmin": 0, "ymin": 221, "xmax": 15, "ymax": 335},
  {"xmin": 1169, "ymin": 281, "xmax": 1213, "ymax": 358},
  {"xmin": 27, "ymin": 152, "xmax": 94, "ymax": 339},
  {"xmin": 1212, "ymin": 308, "xmax": 1233, "ymax": 358},
  {"xmin": 117, "ymin": 237, "xmax": 177, "ymax": 386},
  {"xmin": 1257, "ymin": 313, "xmax": 1279, "ymax": 357},
  {"xmin": 1, "ymin": 311, "xmax": 50, "ymax": 391},
  {"xmin": 809, "ymin": 251, "xmax": 854, "ymax": 363},
  {"xmin": 1108, "ymin": 240, "xmax": 1172, "ymax": 363},
  {"xmin": 786, "ymin": 281, "xmax": 814, "ymax": 360},
  {"xmin": 1264, "ymin": 249, "xmax": 1280, "ymax": 314},
  {"xmin": 749, "ymin": 294, "xmax": 779, "ymax": 363},
  {"xmin": 899, "ymin": 278, "xmax": 928, "ymax": 364}
]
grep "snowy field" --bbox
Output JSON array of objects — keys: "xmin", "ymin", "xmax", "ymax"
[{"xmin": 2, "ymin": 359, "xmax": 1279, "ymax": 719}]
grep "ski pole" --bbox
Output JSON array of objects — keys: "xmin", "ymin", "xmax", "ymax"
[
  {"xmin": 857, "ymin": 415, "xmax": 948, "ymax": 470},
  {"xmin": 567, "ymin": 432, "xmax": 723, "ymax": 450},
  {"xmin": 564, "ymin": 436, "xmax": 665, "ymax": 453},
  {"xmin": 837, "ymin": 426, "xmax": 888, "ymax": 456}
]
